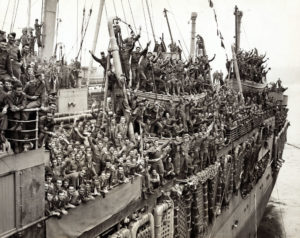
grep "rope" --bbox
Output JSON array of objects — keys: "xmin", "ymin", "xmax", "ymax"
[
  {"xmin": 104, "ymin": 1, "xmax": 109, "ymax": 20},
  {"xmin": 121, "ymin": 0, "xmax": 129, "ymax": 35},
  {"xmin": 10, "ymin": 0, "xmax": 16, "ymax": 32},
  {"xmin": 127, "ymin": 0, "xmax": 137, "ymax": 32},
  {"xmin": 112, "ymin": 0, "xmax": 118, "ymax": 17},
  {"xmin": 10, "ymin": 0, "xmax": 17, "ymax": 32},
  {"xmin": 145, "ymin": 0, "xmax": 156, "ymax": 41},
  {"xmin": 287, "ymin": 142, "xmax": 300, "ymax": 150},
  {"xmin": 166, "ymin": 0, "xmax": 189, "ymax": 55},
  {"xmin": 141, "ymin": 0, "xmax": 150, "ymax": 41},
  {"xmin": 13, "ymin": 0, "xmax": 20, "ymax": 30},
  {"xmin": 2, "ymin": 0, "xmax": 11, "ymax": 30},
  {"xmin": 76, "ymin": 9, "xmax": 92, "ymax": 60},
  {"xmin": 149, "ymin": 0, "xmax": 155, "ymax": 27}
]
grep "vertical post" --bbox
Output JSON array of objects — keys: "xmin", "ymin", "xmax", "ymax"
[
  {"xmin": 231, "ymin": 44, "xmax": 244, "ymax": 102},
  {"xmin": 145, "ymin": 0, "xmax": 156, "ymax": 42},
  {"xmin": 27, "ymin": 0, "xmax": 31, "ymax": 28},
  {"xmin": 108, "ymin": 17, "xmax": 135, "ymax": 142},
  {"xmin": 102, "ymin": 54, "xmax": 110, "ymax": 121},
  {"xmin": 163, "ymin": 8, "xmax": 173, "ymax": 45},
  {"xmin": 41, "ymin": 0, "xmax": 57, "ymax": 59},
  {"xmin": 189, "ymin": 12, "xmax": 197, "ymax": 61},
  {"xmin": 234, "ymin": 6, "xmax": 243, "ymax": 54},
  {"xmin": 76, "ymin": 0, "xmax": 79, "ymax": 53},
  {"xmin": 35, "ymin": 109, "xmax": 39, "ymax": 149},
  {"xmin": 86, "ymin": 0, "xmax": 105, "ymax": 87}
]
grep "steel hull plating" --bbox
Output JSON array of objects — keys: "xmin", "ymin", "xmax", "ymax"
[{"xmin": 208, "ymin": 165, "xmax": 276, "ymax": 238}]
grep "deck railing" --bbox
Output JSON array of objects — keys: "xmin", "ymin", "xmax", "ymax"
[{"xmin": 6, "ymin": 108, "xmax": 40, "ymax": 149}]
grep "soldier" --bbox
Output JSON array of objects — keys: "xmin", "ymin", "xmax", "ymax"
[
  {"xmin": 131, "ymin": 41, "xmax": 151, "ymax": 90},
  {"xmin": 196, "ymin": 34, "xmax": 205, "ymax": 57},
  {"xmin": 89, "ymin": 51, "xmax": 108, "ymax": 73},
  {"xmin": 28, "ymin": 29, "xmax": 36, "ymax": 55},
  {"xmin": 24, "ymin": 72, "xmax": 46, "ymax": 109},
  {"xmin": 123, "ymin": 27, "xmax": 141, "ymax": 49},
  {"xmin": 144, "ymin": 140, "xmax": 171, "ymax": 185},
  {"xmin": 0, "ymin": 41, "xmax": 13, "ymax": 83},
  {"xmin": 0, "ymin": 86, "xmax": 9, "ymax": 148},
  {"xmin": 113, "ymin": 19, "xmax": 123, "ymax": 47},
  {"xmin": 0, "ymin": 30, "xmax": 6, "ymax": 42},
  {"xmin": 149, "ymin": 169, "xmax": 160, "ymax": 189},
  {"xmin": 180, "ymin": 134, "xmax": 194, "ymax": 177},
  {"xmin": 69, "ymin": 59, "xmax": 81, "ymax": 88},
  {"xmin": 116, "ymin": 116, "xmax": 128, "ymax": 139},
  {"xmin": 45, "ymin": 192, "xmax": 61, "ymax": 217},
  {"xmin": 7, "ymin": 82, "xmax": 26, "ymax": 130},
  {"xmin": 20, "ymin": 28, "xmax": 29, "ymax": 48},
  {"xmin": 7, "ymin": 33, "xmax": 22, "ymax": 80},
  {"xmin": 120, "ymin": 42, "xmax": 136, "ymax": 82},
  {"xmin": 34, "ymin": 19, "xmax": 43, "ymax": 47},
  {"xmin": 38, "ymin": 112, "xmax": 56, "ymax": 149}
]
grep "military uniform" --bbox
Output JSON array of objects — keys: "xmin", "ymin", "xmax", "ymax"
[
  {"xmin": 0, "ymin": 47, "xmax": 13, "ymax": 82},
  {"xmin": 7, "ymin": 41, "xmax": 21, "ymax": 79}
]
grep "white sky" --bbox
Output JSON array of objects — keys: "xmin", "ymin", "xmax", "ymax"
[{"xmin": 0, "ymin": 0, "xmax": 300, "ymax": 81}]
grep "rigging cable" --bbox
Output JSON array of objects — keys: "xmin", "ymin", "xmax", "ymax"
[
  {"xmin": 2, "ymin": 0, "xmax": 11, "ymax": 30},
  {"xmin": 149, "ymin": 0, "xmax": 155, "ymax": 29},
  {"xmin": 141, "ymin": 0, "xmax": 150, "ymax": 41},
  {"xmin": 10, "ymin": 0, "xmax": 16, "ymax": 32},
  {"xmin": 79, "ymin": 3, "xmax": 86, "ymax": 61},
  {"xmin": 127, "ymin": 0, "xmax": 137, "ymax": 32},
  {"xmin": 287, "ymin": 143, "xmax": 300, "ymax": 150},
  {"xmin": 112, "ymin": 0, "xmax": 118, "ymax": 17},
  {"xmin": 12, "ymin": 0, "xmax": 20, "ymax": 32},
  {"xmin": 121, "ymin": 0, "xmax": 129, "ymax": 35},
  {"xmin": 76, "ymin": 8, "xmax": 92, "ymax": 60},
  {"xmin": 10, "ymin": 0, "xmax": 17, "ymax": 32},
  {"xmin": 104, "ymin": 1, "xmax": 108, "ymax": 20},
  {"xmin": 145, "ymin": 0, "xmax": 156, "ymax": 42},
  {"xmin": 166, "ymin": 0, "xmax": 189, "ymax": 56}
]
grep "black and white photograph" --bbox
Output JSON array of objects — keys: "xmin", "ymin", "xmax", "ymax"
[{"xmin": 0, "ymin": 0, "xmax": 299, "ymax": 237}]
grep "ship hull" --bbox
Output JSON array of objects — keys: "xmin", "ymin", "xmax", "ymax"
[{"xmin": 209, "ymin": 164, "xmax": 276, "ymax": 238}]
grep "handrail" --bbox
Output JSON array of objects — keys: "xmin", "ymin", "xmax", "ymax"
[
  {"xmin": 6, "ymin": 138, "xmax": 38, "ymax": 142},
  {"xmin": 6, "ymin": 128, "xmax": 38, "ymax": 132},
  {"xmin": 6, "ymin": 107, "xmax": 40, "ymax": 149},
  {"xmin": 8, "ymin": 119, "xmax": 38, "ymax": 123}
]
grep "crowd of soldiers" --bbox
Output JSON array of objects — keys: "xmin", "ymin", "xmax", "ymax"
[
  {"xmin": 0, "ymin": 24, "xmax": 84, "ymax": 152},
  {"xmin": 43, "ymin": 20, "xmax": 280, "ymax": 218},
  {"xmin": 44, "ymin": 86, "xmax": 272, "ymax": 217},
  {"xmin": 236, "ymin": 48, "xmax": 270, "ymax": 83},
  {"xmin": 0, "ymin": 18, "xmax": 281, "ymax": 218},
  {"xmin": 90, "ymin": 19, "xmax": 217, "ymax": 96}
]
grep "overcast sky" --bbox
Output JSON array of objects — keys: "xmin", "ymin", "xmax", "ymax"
[{"xmin": 0, "ymin": 0, "xmax": 299, "ymax": 81}]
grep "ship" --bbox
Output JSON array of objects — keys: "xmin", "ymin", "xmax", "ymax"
[{"xmin": 0, "ymin": 1, "xmax": 289, "ymax": 238}]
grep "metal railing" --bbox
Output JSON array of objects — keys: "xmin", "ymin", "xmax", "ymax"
[
  {"xmin": 225, "ymin": 108, "xmax": 275, "ymax": 143},
  {"xmin": 6, "ymin": 108, "xmax": 40, "ymax": 149}
]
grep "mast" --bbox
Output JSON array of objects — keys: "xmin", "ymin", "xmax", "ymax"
[
  {"xmin": 234, "ymin": 6, "xmax": 243, "ymax": 54},
  {"xmin": 86, "ymin": 0, "xmax": 105, "ymax": 87},
  {"xmin": 189, "ymin": 12, "xmax": 197, "ymax": 61},
  {"xmin": 163, "ymin": 8, "xmax": 173, "ymax": 45},
  {"xmin": 27, "ymin": 0, "xmax": 31, "ymax": 28},
  {"xmin": 107, "ymin": 17, "xmax": 135, "ymax": 142},
  {"xmin": 231, "ymin": 44, "xmax": 243, "ymax": 102},
  {"xmin": 145, "ymin": 0, "xmax": 156, "ymax": 42},
  {"xmin": 41, "ymin": 0, "xmax": 58, "ymax": 59}
]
